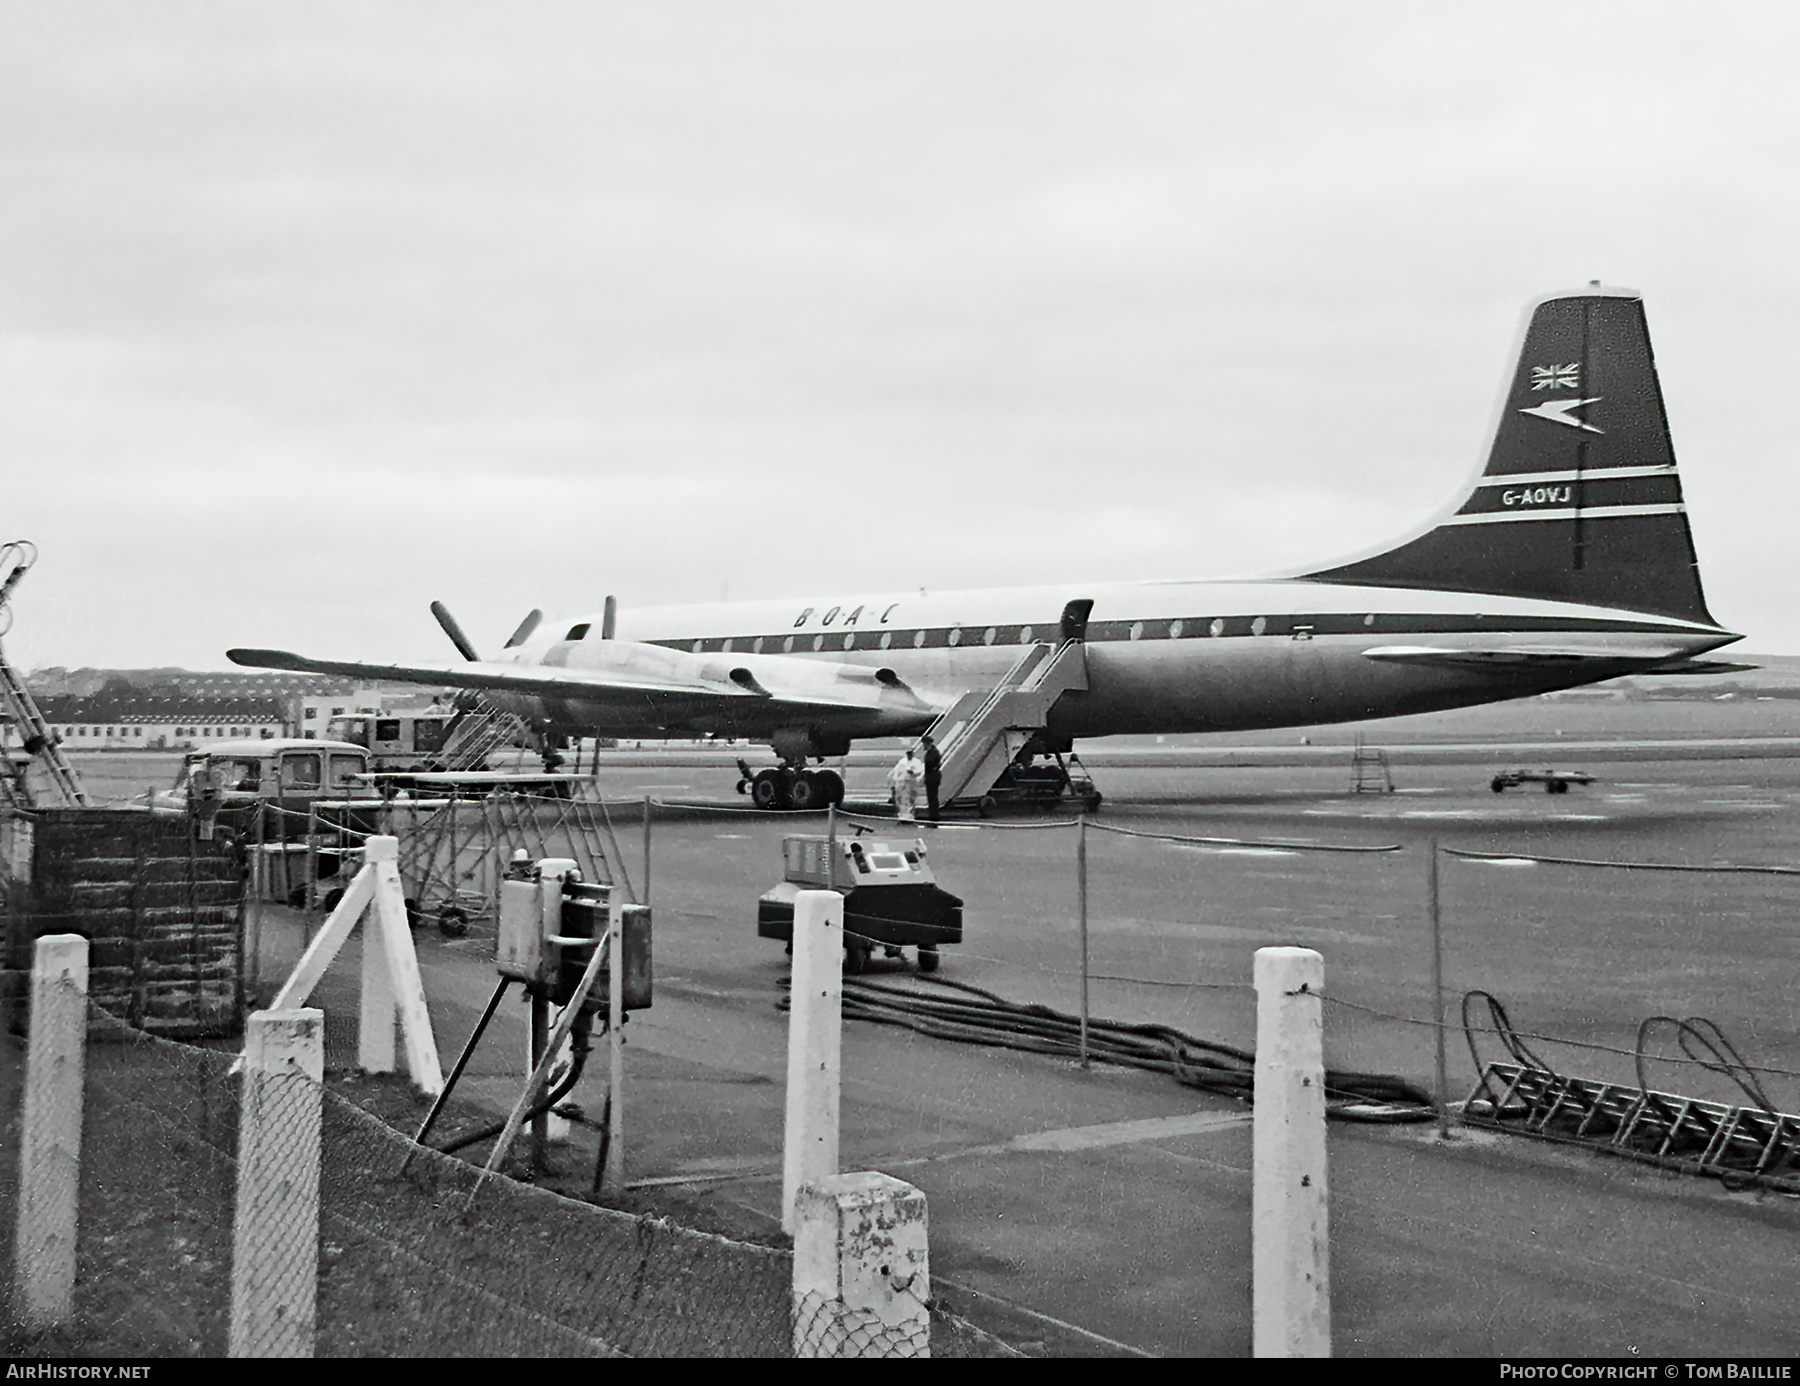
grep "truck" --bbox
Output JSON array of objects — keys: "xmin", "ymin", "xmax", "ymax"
[
  {"xmin": 152, "ymin": 737, "xmax": 381, "ymax": 905},
  {"xmin": 326, "ymin": 711, "xmax": 457, "ymax": 771},
  {"xmin": 1488, "ymin": 768, "xmax": 1597, "ymax": 794}
]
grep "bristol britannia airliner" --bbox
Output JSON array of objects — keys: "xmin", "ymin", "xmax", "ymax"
[{"xmin": 232, "ymin": 287, "xmax": 1740, "ymax": 809}]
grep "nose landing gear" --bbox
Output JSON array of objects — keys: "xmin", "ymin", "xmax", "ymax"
[{"xmin": 737, "ymin": 760, "xmax": 845, "ymax": 810}]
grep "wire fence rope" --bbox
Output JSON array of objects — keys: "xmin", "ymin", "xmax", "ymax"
[{"xmin": 0, "ymin": 996, "xmax": 1016, "ymax": 1358}]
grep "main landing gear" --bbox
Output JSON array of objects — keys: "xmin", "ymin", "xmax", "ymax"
[{"xmin": 736, "ymin": 759, "xmax": 846, "ymax": 811}]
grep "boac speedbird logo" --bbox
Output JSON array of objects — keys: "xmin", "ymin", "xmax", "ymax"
[{"xmin": 1519, "ymin": 396, "xmax": 1604, "ymax": 433}]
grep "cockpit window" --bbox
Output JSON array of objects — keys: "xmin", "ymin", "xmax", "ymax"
[{"xmin": 566, "ymin": 623, "xmax": 591, "ymax": 641}]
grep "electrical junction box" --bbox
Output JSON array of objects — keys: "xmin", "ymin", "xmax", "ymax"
[
  {"xmin": 497, "ymin": 857, "xmax": 581, "ymax": 988},
  {"xmin": 496, "ymin": 857, "xmax": 652, "ymax": 1010}
]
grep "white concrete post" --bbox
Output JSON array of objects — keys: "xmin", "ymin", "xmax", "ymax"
[
  {"xmin": 366, "ymin": 837, "xmax": 443, "ymax": 1096},
  {"xmin": 1252, "ymin": 946, "xmax": 1330, "ymax": 1358},
  {"xmin": 360, "ymin": 885, "xmax": 396, "ymax": 1075},
  {"xmin": 782, "ymin": 889, "xmax": 843, "ymax": 1234},
  {"xmin": 14, "ymin": 934, "xmax": 88, "ymax": 1329},
  {"xmin": 793, "ymin": 1172, "xmax": 930, "ymax": 1358},
  {"xmin": 230, "ymin": 1008, "xmax": 324, "ymax": 1358}
]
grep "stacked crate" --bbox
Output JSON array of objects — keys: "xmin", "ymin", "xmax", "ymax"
[{"xmin": 4, "ymin": 809, "xmax": 244, "ymax": 1037}]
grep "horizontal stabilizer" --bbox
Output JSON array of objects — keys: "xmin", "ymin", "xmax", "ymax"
[
  {"xmin": 1635, "ymin": 659, "xmax": 1759, "ymax": 676},
  {"xmin": 1360, "ymin": 644, "xmax": 1687, "ymax": 667}
]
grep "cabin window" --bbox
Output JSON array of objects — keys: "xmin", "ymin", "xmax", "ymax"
[
  {"xmin": 1363, "ymin": 614, "xmax": 1375, "ymax": 626},
  {"xmin": 1169, "ymin": 620, "xmax": 1184, "ymax": 639},
  {"xmin": 1019, "ymin": 626, "xmax": 1033, "ymax": 644},
  {"xmin": 566, "ymin": 624, "xmax": 591, "ymax": 641},
  {"xmin": 783, "ymin": 636, "xmax": 795, "ymax": 653},
  {"xmin": 218, "ymin": 759, "xmax": 260, "ymax": 791},
  {"xmin": 1251, "ymin": 617, "xmax": 1267, "ymax": 635},
  {"xmin": 879, "ymin": 632, "xmax": 892, "ymax": 650},
  {"xmin": 1129, "ymin": 622, "xmax": 1144, "ymax": 641},
  {"xmin": 753, "ymin": 637, "xmax": 765, "ymax": 654},
  {"xmin": 913, "ymin": 630, "xmax": 927, "ymax": 648},
  {"xmin": 1209, "ymin": 619, "xmax": 1225, "ymax": 637},
  {"xmin": 947, "ymin": 627, "xmax": 962, "ymax": 647},
  {"xmin": 842, "ymin": 633, "xmax": 856, "ymax": 650},
  {"xmin": 281, "ymin": 754, "xmax": 322, "ymax": 789},
  {"xmin": 811, "ymin": 634, "xmax": 825, "ymax": 652}
]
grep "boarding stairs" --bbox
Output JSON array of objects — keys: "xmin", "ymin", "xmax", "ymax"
[
  {"xmin": 390, "ymin": 779, "xmax": 631, "ymax": 931},
  {"xmin": 0, "ymin": 541, "xmax": 87, "ymax": 809},
  {"xmin": 439, "ymin": 695, "xmax": 534, "ymax": 771},
  {"xmin": 1350, "ymin": 739, "xmax": 1393, "ymax": 794},
  {"xmin": 925, "ymin": 639, "xmax": 1090, "ymax": 809}
]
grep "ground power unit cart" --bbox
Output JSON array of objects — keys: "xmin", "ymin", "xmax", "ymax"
[{"xmin": 758, "ymin": 834, "xmax": 962, "ymax": 973}]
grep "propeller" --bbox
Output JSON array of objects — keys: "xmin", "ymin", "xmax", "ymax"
[
  {"xmin": 430, "ymin": 600, "xmax": 481, "ymax": 662},
  {"xmin": 502, "ymin": 608, "xmax": 543, "ymax": 649}
]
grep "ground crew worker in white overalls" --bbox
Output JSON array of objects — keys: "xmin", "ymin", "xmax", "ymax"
[{"xmin": 887, "ymin": 746, "xmax": 924, "ymax": 823}]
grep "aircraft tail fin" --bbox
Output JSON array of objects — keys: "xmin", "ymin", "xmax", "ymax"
[{"xmin": 1305, "ymin": 287, "xmax": 1718, "ymax": 626}]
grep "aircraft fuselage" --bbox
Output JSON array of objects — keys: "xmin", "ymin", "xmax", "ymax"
[{"xmin": 497, "ymin": 577, "xmax": 1734, "ymax": 745}]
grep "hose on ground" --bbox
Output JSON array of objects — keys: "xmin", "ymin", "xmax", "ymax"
[{"xmin": 782, "ymin": 973, "xmax": 1435, "ymax": 1123}]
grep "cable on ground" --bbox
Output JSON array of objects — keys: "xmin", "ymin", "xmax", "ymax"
[{"xmin": 781, "ymin": 972, "xmax": 1433, "ymax": 1123}]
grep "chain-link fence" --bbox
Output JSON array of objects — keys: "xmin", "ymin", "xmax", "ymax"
[
  {"xmin": 0, "ymin": 997, "xmax": 1013, "ymax": 1357},
  {"xmin": 793, "ymin": 1288, "xmax": 931, "ymax": 1358}
]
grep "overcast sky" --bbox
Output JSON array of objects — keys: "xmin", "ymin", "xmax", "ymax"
[{"xmin": 4, "ymin": 2, "xmax": 1796, "ymax": 670}]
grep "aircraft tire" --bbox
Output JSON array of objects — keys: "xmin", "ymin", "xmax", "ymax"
[
  {"xmin": 751, "ymin": 771, "xmax": 784, "ymax": 809},
  {"xmin": 817, "ymin": 770, "xmax": 845, "ymax": 807},
  {"xmin": 787, "ymin": 771, "xmax": 822, "ymax": 811},
  {"xmin": 918, "ymin": 945, "xmax": 940, "ymax": 974},
  {"xmin": 1491, "ymin": 778, "xmax": 1508, "ymax": 794},
  {"xmin": 843, "ymin": 942, "xmax": 870, "ymax": 975}
]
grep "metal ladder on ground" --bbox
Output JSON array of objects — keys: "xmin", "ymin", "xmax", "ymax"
[
  {"xmin": 0, "ymin": 541, "xmax": 88, "ymax": 809},
  {"xmin": 1350, "ymin": 738, "xmax": 1393, "ymax": 794},
  {"xmin": 925, "ymin": 639, "xmax": 1089, "ymax": 806},
  {"xmin": 1465, "ymin": 1060, "xmax": 1800, "ymax": 1194}
]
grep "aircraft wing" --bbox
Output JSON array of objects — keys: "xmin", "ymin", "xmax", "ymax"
[{"xmin": 226, "ymin": 646, "xmax": 933, "ymax": 716}]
